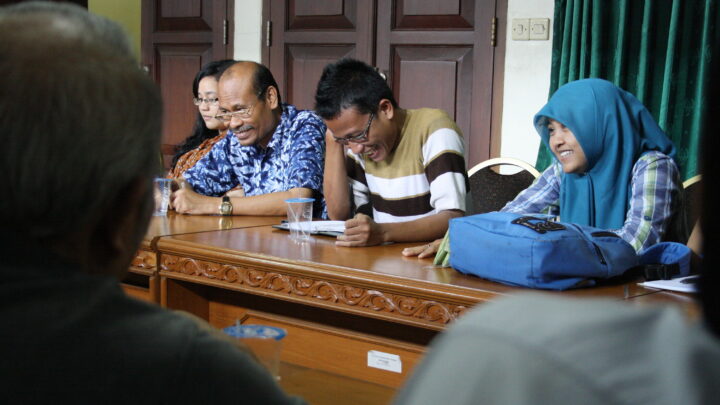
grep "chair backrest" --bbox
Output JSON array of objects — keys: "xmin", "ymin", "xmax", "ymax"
[
  {"xmin": 467, "ymin": 157, "xmax": 541, "ymax": 215},
  {"xmin": 665, "ymin": 174, "xmax": 702, "ymax": 244},
  {"xmin": 682, "ymin": 174, "xmax": 702, "ymax": 238}
]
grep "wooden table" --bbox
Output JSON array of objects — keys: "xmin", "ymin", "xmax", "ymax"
[
  {"xmin": 124, "ymin": 212, "xmax": 283, "ymax": 302},
  {"xmin": 123, "ymin": 214, "xmax": 698, "ymax": 404},
  {"xmin": 153, "ymin": 224, "xmax": 688, "ymax": 391}
]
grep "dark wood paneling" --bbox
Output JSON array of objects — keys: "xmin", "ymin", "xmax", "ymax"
[
  {"xmin": 288, "ymin": 0, "xmax": 355, "ymax": 29},
  {"xmin": 392, "ymin": 46, "xmax": 473, "ymax": 138},
  {"xmin": 395, "ymin": 0, "xmax": 473, "ymax": 30},
  {"xmin": 286, "ymin": 45, "xmax": 356, "ymax": 110},
  {"xmin": 156, "ymin": 0, "xmax": 212, "ymax": 31},
  {"xmin": 403, "ymin": 0, "xmax": 459, "ymax": 15},
  {"xmin": 378, "ymin": 0, "xmax": 497, "ymax": 166},
  {"xmin": 265, "ymin": 0, "xmax": 505, "ymax": 166},
  {"xmin": 266, "ymin": 0, "xmax": 373, "ymax": 104},
  {"xmin": 142, "ymin": 0, "xmax": 232, "ymax": 169},
  {"xmin": 156, "ymin": 46, "xmax": 212, "ymax": 160},
  {"xmin": 160, "ymin": 0, "xmax": 201, "ymax": 18},
  {"xmin": 294, "ymin": 0, "xmax": 343, "ymax": 16}
]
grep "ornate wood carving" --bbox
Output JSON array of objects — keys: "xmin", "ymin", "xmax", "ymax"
[
  {"xmin": 131, "ymin": 250, "xmax": 156, "ymax": 270},
  {"xmin": 161, "ymin": 254, "xmax": 468, "ymax": 326}
]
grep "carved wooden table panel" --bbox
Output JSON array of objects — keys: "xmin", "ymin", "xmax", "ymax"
[
  {"xmin": 155, "ymin": 225, "xmax": 679, "ymax": 389},
  {"xmin": 124, "ymin": 213, "xmax": 283, "ymax": 303}
]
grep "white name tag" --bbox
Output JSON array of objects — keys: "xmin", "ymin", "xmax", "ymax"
[{"xmin": 367, "ymin": 350, "xmax": 402, "ymax": 373}]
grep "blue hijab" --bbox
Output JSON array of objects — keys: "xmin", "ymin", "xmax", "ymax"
[{"xmin": 534, "ymin": 79, "xmax": 676, "ymax": 229}]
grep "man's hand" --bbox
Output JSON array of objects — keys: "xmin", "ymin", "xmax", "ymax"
[
  {"xmin": 171, "ymin": 179, "xmax": 218, "ymax": 215},
  {"xmin": 336, "ymin": 213, "xmax": 387, "ymax": 247}
]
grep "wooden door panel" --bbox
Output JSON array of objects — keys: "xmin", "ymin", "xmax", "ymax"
[
  {"xmin": 266, "ymin": 0, "xmax": 373, "ymax": 106},
  {"xmin": 142, "ymin": 0, "xmax": 232, "ymax": 169},
  {"xmin": 393, "ymin": 46, "xmax": 473, "ymax": 136},
  {"xmin": 156, "ymin": 0, "xmax": 214, "ymax": 31},
  {"xmin": 159, "ymin": 0, "xmax": 201, "ymax": 18},
  {"xmin": 157, "ymin": 46, "xmax": 213, "ymax": 158},
  {"xmin": 288, "ymin": 0, "xmax": 356, "ymax": 29},
  {"xmin": 287, "ymin": 45, "xmax": 357, "ymax": 110},
  {"xmin": 265, "ymin": 0, "xmax": 504, "ymax": 166},
  {"xmin": 294, "ymin": 0, "xmax": 343, "ymax": 16},
  {"xmin": 377, "ymin": 0, "xmax": 497, "ymax": 166},
  {"xmin": 395, "ymin": 0, "xmax": 473, "ymax": 29}
]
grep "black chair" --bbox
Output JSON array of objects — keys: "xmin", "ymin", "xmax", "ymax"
[
  {"xmin": 682, "ymin": 175, "xmax": 702, "ymax": 232},
  {"xmin": 467, "ymin": 157, "xmax": 540, "ymax": 215},
  {"xmin": 666, "ymin": 174, "xmax": 702, "ymax": 244}
]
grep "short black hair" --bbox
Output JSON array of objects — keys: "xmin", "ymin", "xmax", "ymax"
[
  {"xmin": 253, "ymin": 62, "xmax": 282, "ymax": 106},
  {"xmin": 314, "ymin": 58, "xmax": 397, "ymax": 119}
]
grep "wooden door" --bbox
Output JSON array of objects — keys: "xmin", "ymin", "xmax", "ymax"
[
  {"xmin": 142, "ymin": 0, "xmax": 234, "ymax": 169},
  {"xmin": 265, "ymin": 0, "xmax": 374, "ymax": 110},
  {"xmin": 377, "ymin": 0, "xmax": 500, "ymax": 165},
  {"xmin": 265, "ymin": 0, "xmax": 505, "ymax": 166}
]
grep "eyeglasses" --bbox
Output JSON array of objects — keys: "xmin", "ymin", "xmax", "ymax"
[
  {"xmin": 214, "ymin": 103, "xmax": 258, "ymax": 122},
  {"xmin": 192, "ymin": 97, "xmax": 219, "ymax": 106},
  {"xmin": 333, "ymin": 113, "xmax": 374, "ymax": 145},
  {"xmin": 214, "ymin": 90, "xmax": 266, "ymax": 122}
]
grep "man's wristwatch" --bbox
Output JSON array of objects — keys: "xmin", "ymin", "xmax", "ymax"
[{"xmin": 219, "ymin": 196, "xmax": 233, "ymax": 216}]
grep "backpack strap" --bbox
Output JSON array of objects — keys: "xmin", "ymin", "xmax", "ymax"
[{"xmin": 639, "ymin": 242, "xmax": 692, "ymax": 281}]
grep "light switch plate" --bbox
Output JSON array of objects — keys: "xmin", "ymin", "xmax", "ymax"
[
  {"xmin": 511, "ymin": 18, "xmax": 530, "ymax": 41},
  {"xmin": 529, "ymin": 18, "xmax": 550, "ymax": 40}
]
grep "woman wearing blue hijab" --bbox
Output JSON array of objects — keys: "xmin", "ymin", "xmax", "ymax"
[
  {"xmin": 403, "ymin": 78, "xmax": 680, "ymax": 261},
  {"xmin": 502, "ymin": 78, "xmax": 679, "ymax": 252}
]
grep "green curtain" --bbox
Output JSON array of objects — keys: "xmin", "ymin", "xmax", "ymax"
[{"xmin": 536, "ymin": 0, "xmax": 720, "ymax": 181}]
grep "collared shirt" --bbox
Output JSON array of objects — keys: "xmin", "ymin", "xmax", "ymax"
[
  {"xmin": 183, "ymin": 104, "xmax": 327, "ymax": 217},
  {"xmin": 501, "ymin": 151, "xmax": 679, "ymax": 252}
]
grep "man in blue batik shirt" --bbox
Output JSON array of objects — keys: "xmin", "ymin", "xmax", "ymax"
[{"xmin": 172, "ymin": 61, "xmax": 326, "ymax": 217}]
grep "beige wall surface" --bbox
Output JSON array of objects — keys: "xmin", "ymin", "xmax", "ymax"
[{"xmin": 88, "ymin": 0, "xmax": 142, "ymax": 60}]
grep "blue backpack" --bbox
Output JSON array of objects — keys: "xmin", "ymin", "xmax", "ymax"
[
  {"xmin": 448, "ymin": 212, "xmax": 692, "ymax": 290},
  {"xmin": 448, "ymin": 212, "xmax": 639, "ymax": 290}
]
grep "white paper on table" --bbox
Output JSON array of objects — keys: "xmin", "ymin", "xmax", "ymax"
[
  {"xmin": 638, "ymin": 275, "xmax": 698, "ymax": 293},
  {"xmin": 274, "ymin": 220, "xmax": 346, "ymax": 236}
]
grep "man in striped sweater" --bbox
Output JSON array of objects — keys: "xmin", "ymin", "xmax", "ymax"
[{"xmin": 315, "ymin": 59, "xmax": 468, "ymax": 247}]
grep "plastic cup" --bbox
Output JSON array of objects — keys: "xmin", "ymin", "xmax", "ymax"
[
  {"xmin": 223, "ymin": 324, "xmax": 287, "ymax": 380},
  {"xmin": 285, "ymin": 197, "xmax": 314, "ymax": 242},
  {"xmin": 153, "ymin": 178, "xmax": 172, "ymax": 216}
]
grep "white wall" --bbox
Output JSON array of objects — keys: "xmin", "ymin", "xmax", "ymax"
[
  {"xmin": 233, "ymin": 0, "xmax": 263, "ymax": 62},
  {"xmin": 234, "ymin": 0, "xmax": 554, "ymax": 166},
  {"xmin": 500, "ymin": 0, "xmax": 554, "ymax": 166}
]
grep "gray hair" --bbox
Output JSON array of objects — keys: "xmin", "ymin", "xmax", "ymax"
[
  {"xmin": 0, "ymin": 15, "xmax": 161, "ymax": 240},
  {"xmin": 0, "ymin": 1, "xmax": 134, "ymax": 58}
]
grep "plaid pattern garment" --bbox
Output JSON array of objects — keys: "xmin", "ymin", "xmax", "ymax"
[{"xmin": 501, "ymin": 151, "xmax": 680, "ymax": 252}]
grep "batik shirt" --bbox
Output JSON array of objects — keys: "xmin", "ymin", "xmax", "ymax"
[
  {"xmin": 183, "ymin": 104, "xmax": 327, "ymax": 217},
  {"xmin": 501, "ymin": 151, "xmax": 679, "ymax": 252}
]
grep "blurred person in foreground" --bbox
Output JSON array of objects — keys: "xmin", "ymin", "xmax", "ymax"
[{"xmin": 0, "ymin": 3, "xmax": 303, "ymax": 404}]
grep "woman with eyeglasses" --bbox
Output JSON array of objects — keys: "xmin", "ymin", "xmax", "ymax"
[{"xmin": 168, "ymin": 59, "xmax": 236, "ymax": 178}]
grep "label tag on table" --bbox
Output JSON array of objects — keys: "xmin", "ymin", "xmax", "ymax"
[{"xmin": 367, "ymin": 350, "xmax": 402, "ymax": 373}]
